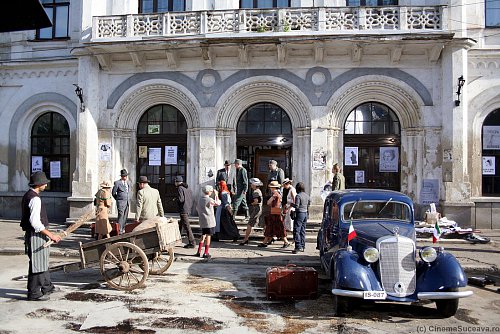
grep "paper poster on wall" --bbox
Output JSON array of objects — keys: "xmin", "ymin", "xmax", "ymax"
[
  {"xmin": 483, "ymin": 156, "xmax": 496, "ymax": 175},
  {"xmin": 138, "ymin": 146, "xmax": 148, "ymax": 158},
  {"xmin": 99, "ymin": 142, "xmax": 111, "ymax": 161},
  {"xmin": 379, "ymin": 147, "xmax": 399, "ymax": 172},
  {"xmin": 344, "ymin": 147, "xmax": 358, "ymax": 166},
  {"xmin": 50, "ymin": 161, "xmax": 61, "ymax": 178},
  {"xmin": 165, "ymin": 146, "xmax": 178, "ymax": 165},
  {"xmin": 31, "ymin": 156, "xmax": 43, "ymax": 173},
  {"xmin": 148, "ymin": 124, "xmax": 160, "ymax": 135},
  {"xmin": 483, "ymin": 126, "xmax": 500, "ymax": 149},
  {"xmin": 355, "ymin": 170, "xmax": 365, "ymax": 184},
  {"xmin": 148, "ymin": 147, "xmax": 161, "ymax": 166},
  {"xmin": 420, "ymin": 179, "xmax": 439, "ymax": 205},
  {"xmin": 312, "ymin": 149, "xmax": 326, "ymax": 170}
]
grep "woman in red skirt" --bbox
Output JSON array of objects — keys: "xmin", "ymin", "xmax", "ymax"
[{"xmin": 258, "ymin": 181, "xmax": 291, "ymax": 248}]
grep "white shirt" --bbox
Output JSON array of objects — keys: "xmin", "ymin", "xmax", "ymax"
[{"xmin": 28, "ymin": 192, "xmax": 45, "ymax": 233}]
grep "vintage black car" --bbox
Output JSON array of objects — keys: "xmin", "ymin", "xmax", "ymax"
[{"xmin": 317, "ymin": 189, "xmax": 472, "ymax": 317}]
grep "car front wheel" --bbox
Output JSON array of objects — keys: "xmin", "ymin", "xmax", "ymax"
[
  {"xmin": 332, "ymin": 274, "xmax": 350, "ymax": 315},
  {"xmin": 435, "ymin": 288, "xmax": 459, "ymax": 318}
]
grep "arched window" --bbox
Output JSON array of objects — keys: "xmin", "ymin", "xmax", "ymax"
[
  {"xmin": 482, "ymin": 109, "xmax": 500, "ymax": 195},
  {"xmin": 137, "ymin": 104, "xmax": 187, "ymax": 136},
  {"xmin": 236, "ymin": 102, "xmax": 292, "ymax": 184},
  {"xmin": 31, "ymin": 112, "xmax": 70, "ymax": 192},
  {"xmin": 237, "ymin": 102, "xmax": 291, "ymax": 135},
  {"xmin": 345, "ymin": 102, "xmax": 400, "ymax": 135}
]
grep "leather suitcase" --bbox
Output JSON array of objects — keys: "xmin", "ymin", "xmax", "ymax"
[
  {"xmin": 90, "ymin": 222, "xmax": 120, "ymax": 239},
  {"xmin": 124, "ymin": 221, "xmax": 141, "ymax": 233},
  {"xmin": 266, "ymin": 264, "xmax": 318, "ymax": 300}
]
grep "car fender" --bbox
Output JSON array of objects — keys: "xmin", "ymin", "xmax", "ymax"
[
  {"xmin": 332, "ymin": 249, "xmax": 383, "ymax": 291},
  {"xmin": 416, "ymin": 252, "xmax": 468, "ymax": 292}
]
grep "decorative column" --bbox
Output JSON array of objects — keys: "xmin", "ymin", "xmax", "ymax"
[
  {"xmin": 216, "ymin": 128, "xmax": 237, "ymax": 167},
  {"xmin": 68, "ymin": 55, "xmax": 101, "ymax": 218},
  {"xmin": 439, "ymin": 43, "xmax": 474, "ymax": 224}
]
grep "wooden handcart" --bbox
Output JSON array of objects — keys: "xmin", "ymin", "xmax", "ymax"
[{"xmin": 78, "ymin": 220, "xmax": 181, "ymax": 291}]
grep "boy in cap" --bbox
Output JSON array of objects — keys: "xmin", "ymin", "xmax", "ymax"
[
  {"xmin": 239, "ymin": 178, "xmax": 263, "ymax": 245},
  {"xmin": 21, "ymin": 171, "xmax": 62, "ymax": 301}
]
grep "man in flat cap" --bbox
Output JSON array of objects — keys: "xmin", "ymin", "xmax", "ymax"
[
  {"xmin": 21, "ymin": 171, "xmax": 61, "ymax": 301},
  {"xmin": 112, "ymin": 169, "xmax": 131, "ymax": 233}
]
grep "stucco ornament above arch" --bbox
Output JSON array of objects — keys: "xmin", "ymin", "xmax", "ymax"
[
  {"xmin": 115, "ymin": 83, "xmax": 199, "ymax": 129},
  {"xmin": 217, "ymin": 81, "xmax": 311, "ymax": 129},
  {"xmin": 328, "ymin": 80, "xmax": 421, "ymax": 129}
]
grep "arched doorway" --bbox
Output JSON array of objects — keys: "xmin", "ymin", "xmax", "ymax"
[
  {"xmin": 236, "ymin": 102, "xmax": 292, "ymax": 183},
  {"xmin": 343, "ymin": 102, "xmax": 401, "ymax": 190},
  {"xmin": 31, "ymin": 112, "xmax": 70, "ymax": 192},
  {"xmin": 481, "ymin": 108, "xmax": 500, "ymax": 195},
  {"xmin": 136, "ymin": 104, "xmax": 187, "ymax": 212}
]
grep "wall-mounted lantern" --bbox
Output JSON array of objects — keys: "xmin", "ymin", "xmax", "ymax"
[
  {"xmin": 454, "ymin": 76, "xmax": 466, "ymax": 107},
  {"xmin": 73, "ymin": 84, "xmax": 84, "ymax": 112}
]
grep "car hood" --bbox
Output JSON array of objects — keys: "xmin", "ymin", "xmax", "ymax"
[{"xmin": 345, "ymin": 221, "xmax": 415, "ymax": 248}]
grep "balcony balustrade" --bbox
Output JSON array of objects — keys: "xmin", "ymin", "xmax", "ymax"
[{"xmin": 93, "ymin": 6, "xmax": 447, "ymax": 41}]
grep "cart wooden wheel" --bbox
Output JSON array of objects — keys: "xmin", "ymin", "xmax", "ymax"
[
  {"xmin": 99, "ymin": 242, "xmax": 149, "ymax": 291},
  {"xmin": 148, "ymin": 247, "xmax": 175, "ymax": 275}
]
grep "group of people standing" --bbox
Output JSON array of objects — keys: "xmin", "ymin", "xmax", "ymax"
[
  {"xmin": 93, "ymin": 169, "xmax": 165, "ymax": 239},
  {"xmin": 213, "ymin": 158, "xmax": 311, "ymax": 255}
]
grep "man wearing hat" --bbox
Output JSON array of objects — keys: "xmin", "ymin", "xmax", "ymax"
[
  {"xmin": 20, "ymin": 171, "xmax": 61, "ymax": 301},
  {"xmin": 94, "ymin": 181, "xmax": 113, "ymax": 240},
  {"xmin": 232, "ymin": 159, "xmax": 249, "ymax": 218},
  {"xmin": 112, "ymin": 169, "xmax": 131, "ymax": 233},
  {"xmin": 216, "ymin": 160, "xmax": 236, "ymax": 193},
  {"xmin": 135, "ymin": 176, "xmax": 164, "ymax": 221},
  {"xmin": 174, "ymin": 176, "xmax": 195, "ymax": 248}
]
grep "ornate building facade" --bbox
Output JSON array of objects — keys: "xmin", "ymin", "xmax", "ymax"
[{"xmin": 0, "ymin": 0, "xmax": 499, "ymax": 227}]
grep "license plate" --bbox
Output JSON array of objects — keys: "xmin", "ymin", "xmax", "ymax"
[{"xmin": 363, "ymin": 291, "xmax": 387, "ymax": 300}]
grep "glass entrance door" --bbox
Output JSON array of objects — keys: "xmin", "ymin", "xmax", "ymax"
[
  {"xmin": 136, "ymin": 104, "xmax": 187, "ymax": 214},
  {"xmin": 137, "ymin": 144, "xmax": 186, "ymax": 213}
]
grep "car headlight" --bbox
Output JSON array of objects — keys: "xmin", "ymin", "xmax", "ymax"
[
  {"xmin": 363, "ymin": 247, "xmax": 379, "ymax": 263},
  {"xmin": 419, "ymin": 247, "xmax": 437, "ymax": 263}
]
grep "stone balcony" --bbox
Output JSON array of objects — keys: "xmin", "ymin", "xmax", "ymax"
[{"xmin": 92, "ymin": 6, "xmax": 448, "ymax": 42}]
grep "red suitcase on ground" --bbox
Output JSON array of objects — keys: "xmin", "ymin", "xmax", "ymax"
[
  {"xmin": 266, "ymin": 264, "xmax": 318, "ymax": 300},
  {"xmin": 90, "ymin": 222, "xmax": 120, "ymax": 239}
]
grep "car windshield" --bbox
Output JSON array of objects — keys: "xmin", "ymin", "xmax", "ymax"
[{"xmin": 342, "ymin": 200, "xmax": 412, "ymax": 223}]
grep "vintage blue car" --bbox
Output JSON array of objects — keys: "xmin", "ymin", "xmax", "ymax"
[{"xmin": 317, "ymin": 189, "xmax": 473, "ymax": 317}]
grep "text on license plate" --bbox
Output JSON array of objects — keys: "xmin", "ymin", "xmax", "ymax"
[{"xmin": 363, "ymin": 291, "xmax": 387, "ymax": 300}]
